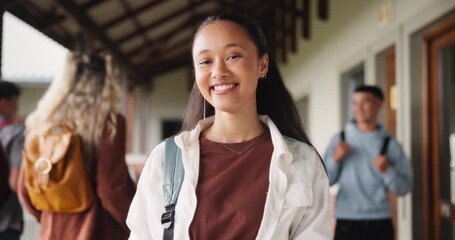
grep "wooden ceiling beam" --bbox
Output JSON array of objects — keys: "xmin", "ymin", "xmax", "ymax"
[
  {"xmin": 126, "ymin": 13, "xmax": 209, "ymax": 57},
  {"xmin": 302, "ymin": 0, "xmax": 310, "ymax": 39},
  {"xmin": 127, "ymin": 23, "xmax": 187, "ymax": 57},
  {"xmin": 116, "ymin": 0, "xmax": 206, "ymax": 45},
  {"xmin": 318, "ymin": 0, "xmax": 329, "ymax": 20},
  {"xmin": 56, "ymin": 0, "xmax": 139, "ymax": 74},
  {"xmin": 4, "ymin": 0, "xmax": 26, "ymax": 9},
  {"xmin": 118, "ymin": 0, "xmax": 151, "ymax": 49},
  {"xmin": 40, "ymin": 11, "xmax": 67, "ymax": 32},
  {"xmin": 291, "ymin": 0, "xmax": 297, "ymax": 52},
  {"xmin": 215, "ymin": 0, "xmax": 256, "ymax": 15},
  {"xmin": 102, "ymin": 0, "xmax": 167, "ymax": 29},
  {"xmin": 136, "ymin": 36, "xmax": 191, "ymax": 66},
  {"xmin": 8, "ymin": 4, "xmax": 66, "ymax": 33},
  {"xmin": 80, "ymin": 0, "xmax": 107, "ymax": 11}
]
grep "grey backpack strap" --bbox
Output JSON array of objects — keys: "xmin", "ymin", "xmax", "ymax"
[
  {"xmin": 380, "ymin": 136, "xmax": 391, "ymax": 155},
  {"xmin": 340, "ymin": 130, "xmax": 345, "ymax": 142},
  {"xmin": 162, "ymin": 137, "xmax": 184, "ymax": 240}
]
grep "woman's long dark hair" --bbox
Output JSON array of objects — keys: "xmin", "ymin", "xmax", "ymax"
[{"xmin": 181, "ymin": 14, "xmax": 320, "ymax": 158}]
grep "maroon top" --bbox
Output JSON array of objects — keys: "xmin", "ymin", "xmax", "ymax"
[
  {"xmin": 19, "ymin": 114, "xmax": 136, "ymax": 240},
  {"xmin": 189, "ymin": 129, "xmax": 273, "ymax": 240}
]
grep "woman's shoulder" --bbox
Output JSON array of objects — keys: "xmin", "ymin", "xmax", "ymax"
[
  {"xmin": 282, "ymin": 136, "xmax": 324, "ymax": 173},
  {"xmin": 282, "ymin": 136, "xmax": 315, "ymax": 155}
]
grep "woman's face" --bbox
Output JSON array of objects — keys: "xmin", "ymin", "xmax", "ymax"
[{"xmin": 192, "ymin": 20, "xmax": 268, "ymax": 115}]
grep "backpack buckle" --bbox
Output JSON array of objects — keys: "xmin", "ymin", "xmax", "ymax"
[
  {"xmin": 34, "ymin": 157, "xmax": 52, "ymax": 175},
  {"xmin": 161, "ymin": 204, "xmax": 175, "ymax": 229}
]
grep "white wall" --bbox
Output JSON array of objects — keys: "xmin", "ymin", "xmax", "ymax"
[
  {"xmin": 132, "ymin": 68, "xmax": 191, "ymax": 154},
  {"xmin": 279, "ymin": 0, "xmax": 455, "ymax": 239},
  {"xmin": 17, "ymin": 85, "xmax": 48, "ymax": 123}
]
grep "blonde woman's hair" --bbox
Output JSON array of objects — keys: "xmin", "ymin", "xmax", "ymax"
[{"xmin": 25, "ymin": 52, "xmax": 121, "ymax": 164}]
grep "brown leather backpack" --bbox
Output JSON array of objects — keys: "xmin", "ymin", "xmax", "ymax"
[{"xmin": 22, "ymin": 124, "xmax": 94, "ymax": 212}]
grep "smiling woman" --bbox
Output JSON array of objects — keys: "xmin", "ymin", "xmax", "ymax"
[
  {"xmin": 192, "ymin": 20, "xmax": 266, "ymax": 120},
  {"xmin": 127, "ymin": 13, "xmax": 331, "ymax": 240}
]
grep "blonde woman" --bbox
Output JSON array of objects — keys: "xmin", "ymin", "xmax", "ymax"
[{"xmin": 19, "ymin": 53, "xmax": 135, "ymax": 240}]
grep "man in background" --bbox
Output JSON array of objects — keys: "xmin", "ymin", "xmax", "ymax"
[
  {"xmin": 0, "ymin": 80, "xmax": 24, "ymax": 240},
  {"xmin": 324, "ymin": 85, "xmax": 413, "ymax": 240}
]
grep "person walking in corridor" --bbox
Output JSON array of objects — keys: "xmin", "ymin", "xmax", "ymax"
[
  {"xmin": 0, "ymin": 81, "xmax": 24, "ymax": 240},
  {"xmin": 127, "ymin": 13, "xmax": 331, "ymax": 239},
  {"xmin": 324, "ymin": 85, "xmax": 413, "ymax": 240},
  {"xmin": 18, "ymin": 53, "xmax": 136, "ymax": 240}
]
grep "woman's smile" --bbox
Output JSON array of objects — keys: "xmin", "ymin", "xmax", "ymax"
[{"xmin": 211, "ymin": 83, "xmax": 239, "ymax": 94}]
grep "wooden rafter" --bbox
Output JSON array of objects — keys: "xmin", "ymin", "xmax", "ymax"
[
  {"xmin": 302, "ymin": 0, "xmax": 310, "ymax": 39},
  {"xmin": 102, "ymin": 0, "xmax": 167, "ymax": 30},
  {"xmin": 40, "ymin": 13, "xmax": 66, "ymax": 33},
  {"xmin": 118, "ymin": 0, "xmax": 151, "ymax": 50},
  {"xmin": 116, "ymin": 0, "xmax": 206, "ymax": 45},
  {"xmin": 137, "ymin": 35, "xmax": 191, "ymax": 66},
  {"xmin": 290, "ymin": 0, "xmax": 297, "ymax": 52},
  {"xmin": 127, "ymin": 12, "xmax": 218, "ymax": 57},
  {"xmin": 80, "ymin": 0, "xmax": 106, "ymax": 11},
  {"xmin": 216, "ymin": 0, "xmax": 257, "ymax": 15},
  {"xmin": 318, "ymin": 0, "xmax": 329, "ymax": 20},
  {"xmin": 127, "ymin": 18, "xmax": 188, "ymax": 56},
  {"xmin": 55, "ymin": 0, "xmax": 139, "ymax": 74}
]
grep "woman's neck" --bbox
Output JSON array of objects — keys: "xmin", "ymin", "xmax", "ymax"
[{"xmin": 208, "ymin": 111, "xmax": 263, "ymax": 143}]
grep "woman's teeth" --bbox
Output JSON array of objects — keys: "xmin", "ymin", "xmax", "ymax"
[{"xmin": 213, "ymin": 84, "xmax": 235, "ymax": 91}]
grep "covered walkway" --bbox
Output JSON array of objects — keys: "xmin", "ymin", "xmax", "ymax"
[{"xmin": 2, "ymin": 1, "xmax": 455, "ymax": 239}]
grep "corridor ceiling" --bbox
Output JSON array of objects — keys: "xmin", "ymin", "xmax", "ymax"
[{"xmin": 5, "ymin": 0, "xmax": 329, "ymax": 83}]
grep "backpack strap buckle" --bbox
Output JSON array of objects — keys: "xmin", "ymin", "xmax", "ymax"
[{"xmin": 161, "ymin": 204, "xmax": 175, "ymax": 229}]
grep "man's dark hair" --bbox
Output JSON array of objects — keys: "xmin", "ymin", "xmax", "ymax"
[
  {"xmin": 354, "ymin": 85, "xmax": 384, "ymax": 101},
  {"xmin": 0, "ymin": 81, "xmax": 20, "ymax": 100}
]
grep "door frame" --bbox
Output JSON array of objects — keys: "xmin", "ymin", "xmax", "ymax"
[{"xmin": 421, "ymin": 12, "xmax": 455, "ymax": 240}]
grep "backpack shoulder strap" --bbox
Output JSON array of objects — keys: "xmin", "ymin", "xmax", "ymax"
[
  {"xmin": 380, "ymin": 136, "xmax": 391, "ymax": 155},
  {"xmin": 162, "ymin": 137, "xmax": 184, "ymax": 240},
  {"xmin": 340, "ymin": 130, "xmax": 345, "ymax": 142}
]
